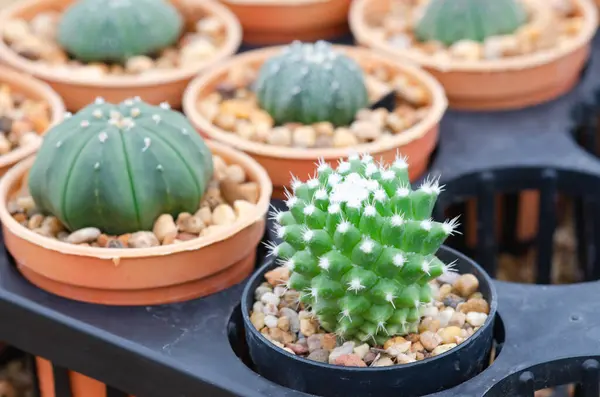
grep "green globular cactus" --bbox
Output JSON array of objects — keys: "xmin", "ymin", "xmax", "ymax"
[
  {"xmin": 253, "ymin": 40, "xmax": 369, "ymax": 127},
  {"xmin": 57, "ymin": 0, "xmax": 184, "ymax": 63},
  {"xmin": 414, "ymin": 0, "xmax": 527, "ymax": 46},
  {"xmin": 28, "ymin": 97, "xmax": 213, "ymax": 236},
  {"xmin": 267, "ymin": 153, "xmax": 460, "ymax": 345}
]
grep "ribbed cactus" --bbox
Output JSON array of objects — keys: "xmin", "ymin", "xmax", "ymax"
[
  {"xmin": 267, "ymin": 154, "xmax": 459, "ymax": 345},
  {"xmin": 57, "ymin": 0, "xmax": 183, "ymax": 63},
  {"xmin": 414, "ymin": 0, "xmax": 527, "ymax": 46},
  {"xmin": 254, "ymin": 41, "xmax": 369, "ymax": 127},
  {"xmin": 28, "ymin": 97, "xmax": 213, "ymax": 236}
]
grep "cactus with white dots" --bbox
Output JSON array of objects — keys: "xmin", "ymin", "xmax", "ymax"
[
  {"xmin": 267, "ymin": 154, "xmax": 459, "ymax": 345},
  {"xmin": 57, "ymin": 0, "xmax": 183, "ymax": 63},
  {"xmin": 28, "ymin": 97, "xmax": 213, "ymax": 236},
  {"xmin": 253, "ymin": 40, "xmax": 369, "ymax": 127}
]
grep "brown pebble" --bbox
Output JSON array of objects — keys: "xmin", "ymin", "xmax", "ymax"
[
  {"xmin": 384, "ymin": 336, "xmax": 408, "ymax": 350},
  {"xmin": 177, "ymin": 212, "xmax": 206, "ymax": 234},
  {"xmin": 250, "ymin": 311, "xmax": 265, "ymax": 329},
  {"xmin": 418, "ymin": 317, "xmax": 440, "ymax": 333},
  {"xmin": 118, "ymin": 233, "xmax": 131, "ymax": 246},
  {"xmin": 453, "ymin": 274, "xmax": 480, "ymax": 297},
  {"xmin": 268, "ymin": 328, "xmax": 295, "ymax": 344},
  {"xmin": 97, "ymin": 234, "xmax": 110, "ymax": 247},
  {"xmin": 411, "ymin": 341, "xmax": 424, "ymax": 352},
  {"xmin": 322, "ymin": 333, "xmax": 337, "ymax": 351},
  {"xmin": 405, "ymin": 333, "xmax": 420, "ymax": 343},
  {"xmin": 13, "ymin": 213, "xmax": 27, "ymax": 223},
  {"xmin": 265, "ymin": 266, "xmax": 290, "ymax": 286},
  {"xmin": 277, "ymin": 316, "xmax": 290, "ymax": 332},
  {"xmin": 334, "ymin": 354, "xmax": 367, "ymax": 367},
  {"xmin": 420, "ymin": 331, "xmax": 442, "ymax": 351},
  {"xmin": 459, "ymin": 298, "xmax": 490, "ymax": 314},
  {"xmin": 432, "ymin": 343, "xmax": 457, "ymax": 356},
  {"xmin": 27, "ymin": 213, "xmax": 43, "ymax": 229},
  {"xmin": 41, "ymin": 216, "xmax": 63, "ymax": 235},
  {"xmin": 437, "ymin": 326, "xmax": 462, "ymax": 344}
]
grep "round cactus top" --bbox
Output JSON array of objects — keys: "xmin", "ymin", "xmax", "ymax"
[
  {"xmin": 268, "ymin": 153, "xmax": 460, "ymax": 343},
  {"xmin": 254, "ymin": 41, "xmax": 369, "ymax": 127},
  {"xmin": 414, "ymin": 0, "xmax": 528, "ymax": 46},
  {"xmin": 28, "ymin": 97, "xmax": 214, "ymax": 236},
  {"xmin": 57, "ymin": 0, "xmax": 184, "ymax": 63}
]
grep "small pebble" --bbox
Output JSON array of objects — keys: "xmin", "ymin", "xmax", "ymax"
[
  {"xmin": 443, "ymin": 294, "xmax": 464, "ymax": 309},
  {"xmin": 250, "ymin": 311, "xmax": 265, "ymax": 329},
  {"xmin": 128, "ymin": 231, "xmax": 159, "ymax": 248},
  {"xmin": 66, "ymin": 227, "xmax": 101, "ymax": 244},
  {"xmin": 307, "ymin": 349, "xmax": 329, "ymax": 363},
  {"xmin": 454, "ymin": 274, "xmax": 480, "ymax": 297},
  {"xmin": 449, "ymin": 311, "xmax": 467, "ymax": 327},
  {"xmin": 277, "ymin": 316, "xmax": 290, "ymax": 332},
  {"xmin": 437, "ymin": 307, "xmax": 455, "ymax": 327},
  {"xmin": 396, "ymin": 353, "xmax": 417, "ymax": 364},
  {"xmin": 279, "ymin": 308, "xmax": 300, "ymax": 333},
  {"xmin": 353, "ymin": 343, "xmax": 370, "ymax": 360},
  {"xmin": 307, "ymin": 334, "xmax": 323, "ymax": 353},
  {"xmin": 260, "ymin": 292, "xmax": 280, "ymax": 306},
  {"xmin": 438, "ymin": 326, "xmax": 462, "ymax": 344},
  {"xmin": 153, "ymin": 214, "xmax": 177, "ymax": 243},
  {"xmin": 264, "ymin": 315, "xmax": 278, "ymax": 329},
  {"xmin": 372, "ymin": 356, "xmax": 394, "ymax": 367},
  {"xmin": 300, "ymin": 317, "xmax": 318, "ymax": 337},
  {"xmin": 459, "ymin": 298, "xmax": 490, "ymax": 314},
  {"xmin": 432, "ymin": 343, "xmax": 457, "ymax": 356},
  {"xmin": 329, "ymin": 342, "xmax": 355, "ymax": 364},
  {"xmin": 212, "ymin": 204, "xmax": 236, "ymax": 225},
  {"xmin": 466, "ymin": 312, "xmax": 488, "ymax": 327},
  {"xmin": 254, "ymin": 285, "xmax": 272, "ymax": 301},
  {"xmin": 420, "ymin": 331, "xmax": 442, "ymax": 351},
  {"xmin": 265, "ymin": 266, "xmax": 289, "ymax": 286},
  {"xmin": 335, "ymin": 354, "xmax": 367, "ymax": 367}
]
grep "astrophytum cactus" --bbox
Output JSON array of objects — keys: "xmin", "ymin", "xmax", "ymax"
[
  {"xmin": 57, "ymin": 0, "xmax": 184, "ymax": 63},
  {"xmin": 28, "ymin": 97, "xmax": 213, "ymax": 236},
  {"xmin": 414, "ymin": 0, "xmax": 527, "ymax": 46},
  {"xmin": 254, "ymin": 40, "xmax": 369, "ymax": 127},
  {"xmin": 267, "ymin": 153, "xmax": 459, "ymax": 345}
]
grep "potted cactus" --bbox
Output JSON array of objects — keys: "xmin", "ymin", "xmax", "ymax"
[
  {"xmin": 241, "ymin": 153, "xmax": 497, "ymax": 396},
  {"xmin": 219, "ymin": 0, "xmax": 352, "ymax": 45},
  {"xmin": 0, "ymin": 96, "xmax": 271, "ymax": 306},
  {"xmin": 0, "ymin": 0, "xmax": 242, "ymax": 111},
  {"xmin": 183, "ymin": 40, "xmax": 447, "ymax": 198},
  {"xmin": 0, "ymin": 65, "xmax": 64, "ymax": 178},
  {"xmin": 349, "ymin": 0, "xmax": 597, "ymax": 110}
]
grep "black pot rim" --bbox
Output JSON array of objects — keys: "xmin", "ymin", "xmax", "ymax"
[{"xmin": 241, "ymin": 244, "xmax": 498, "ymax": 372}]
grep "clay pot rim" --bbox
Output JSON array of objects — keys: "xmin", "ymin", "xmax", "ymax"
[
  {"xmin": 0, "ymin": 0, "xmax": 243, "ymax": 88},
  {"xmin": 221, "ymin": 0, "xmax": 329, "ymax": 6},
  {"xmin": 0, "ymin": 64, "xmax": 65, "ymax": 170},
  {"xmin": 0, "ymin": 139, "xmax": 273, "ymax": 259},
  {"xmin": 349, "ymin": 0, "xmax": 598, "ymax": 72},
  {"xmin": 182, "ymin": 44, "xmax": 448, "ymax": 161}
]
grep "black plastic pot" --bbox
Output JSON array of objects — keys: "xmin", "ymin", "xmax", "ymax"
[{"xmin": 241, "ymin": 245, "xmax": 498, "ymax": 397}]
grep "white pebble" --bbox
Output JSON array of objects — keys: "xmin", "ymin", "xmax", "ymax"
[
  {"xmin": 466, "ymin": 312, "xmax": 488, "ymax": 327},
  {"xmin": 273, "ymin": 286, "xmax": 287, "ymax": 297},
  {"xmin": 262, "ymin": 303, "xmax": 279, "ymax": 316},
  {"xmin": 260, "ymin": 292, "xmax": 280, "ymax": 306},
  {"xmin": 252, "ymin": 301, "xmax": 264, "ymax": 313},
  {"xmin": 264, "ymin": 315, "xmax": 278, "ymax": 328},
  {"xmin": 437, "ymin": 307, "xmax": 455, "ymax": 328},
  {"xmin": 421, "ymin": 305, "xmax": 439, "ymax": 318}
]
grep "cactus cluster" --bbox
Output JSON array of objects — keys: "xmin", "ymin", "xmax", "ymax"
[
  {"xmin": 267, "ymin": 154, "xmax": 459, "ymax": 345},
  {"xmin": 28, "ymin": 97, "xmax": 213, "ymax": 236},
  {"xmin": 254, "ymin": 41, "xmax": 369, "ymax": 127},
  {"xmin": 414, "ymin": 0, "xmax": 527, "ymax": 46},
  {"xmin": 57, "ymin": 0, "xmax": 184, "ymax": 63}
]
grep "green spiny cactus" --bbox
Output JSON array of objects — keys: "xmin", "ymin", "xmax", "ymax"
[
  {"xmin": 414, "ymin": 0, "xmax": 527, "ymax": 46},
  {"xmin": 28, "ymin": 97, "xmax": 213, "ymax": 236},
  {"xmin": 267, "ymin": 153, "xmax": 459, "ymax": 345},
  {"xmin": 253, "ymin": 40, "xmax": 369, "ymax": 127},
  {"xmin": 57, "ymin": 0, "xmax": 184, "ymax": 63}
]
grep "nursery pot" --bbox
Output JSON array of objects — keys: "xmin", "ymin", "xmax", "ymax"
[
  {"xmin": 0, "ymin": 140, "xmax": 272, "ymax": 306},
  {"xmin": 0, "ymin": 65, "xmax": 64, "ymax": 177},
  {"xmin": 219, "ymin": 0, "xmax": 352, "ymax": 45},
  {"xmin": 242, "ymin": 245, "xmax": 498, "ymax": 397},
  {"xmin": 0, "ymin": 0, "xmax": 242, "ymax": 111},
  {"xmin": 349, "ymin": 0, "xmax": 598, "ymax": 110},
  {"xmin": 183, "ymin": 45, "xmax": 447, "ymax": 199}
]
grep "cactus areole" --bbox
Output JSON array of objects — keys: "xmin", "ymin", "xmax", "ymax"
[
  {"xmin": 414, "ymin": 0, "xmax": 527, "ymax": 46},
  {"xmin": 28, "ymin": 97, "xmax": 213, "ymax": 236},
  {"xmin": 268, "ymin": 154, "xmax": 460, "ymax": 345},
  {"xmin": 57, "ymin": 0, "xmax": 184, "ymax": 63},
  {"xmin": 254, "ymin": 41, "xmax": 369, "ymax": 127}
]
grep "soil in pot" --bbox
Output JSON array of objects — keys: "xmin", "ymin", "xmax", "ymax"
[
  {"xmin": 0, "ymin": 0, "xmax": 242, "ymax": 110},
  {"xmin": 350, "ymin": 0, "xmax": 597, "ymax": 110},
  {"xmin": 184, "ymin": 40, "xmax": 447, "ymax": 199},
  {"xmin": 219, "ymin": 0, "xmax": 352, "ymax": 45},
  {"xmin": 0, "ymin": 65, "xmax": 64, "ymax": 177},
  {"xmin": 241, "ymin": 153, "xmax": 496, "ymax": 396},
  {"xmin": 0, "ymin": 97, "xmax": 272, "ymax": 305}
]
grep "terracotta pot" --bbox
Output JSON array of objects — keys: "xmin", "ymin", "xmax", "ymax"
[
  {"xmin": 0, "ymin": 0, "xmax": 242, "ymax": 111},
  {"xmin": 0, "ymin": 65, "xmax": 64, "ymax": 178},
  {"xmin": 219, "ymin": 0, "xmax": 352, "ymax": 45},
  {"xmin": 183, "ymin": 45, "xmax": 447, "ymax": 199},
  {"xmin": 0, "ymin": 140, "xmax": 272, "ymax": 306},
  {"xmin": 36, "ymin": 357, "xmax": 134, "ymax": 397},
  {"xmin": 349, "ymin": 0, "xmax": 598, "ymax": 110}
]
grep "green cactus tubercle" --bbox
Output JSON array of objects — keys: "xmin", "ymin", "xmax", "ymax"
[
  {"xmin": 28, "ymin": 97, "xmax": 213, "ymax": 236},
  {"xmin": 57, "ymin": 0, "xmax": 184, "ymax": 63},
  {"xmin": 267, "ymin": 154, "xmax": 460, "ymax": 345},
  {"xmin": 254, "ymin": 40, "xmax": 369, "ymax": 127},
  {"xmin": 414, "ymin": 0, "xmax": 527, "ymax": 46}
]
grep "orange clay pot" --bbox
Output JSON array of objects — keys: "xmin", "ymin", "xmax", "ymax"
[
  {"xmin": 0, "ymin": 65, "xmax": 64, "ymax": 178},
  {"xmin": 36, "ymin": 357, "xmax": 134, "ymax": 397},
  {"xmin": 0, "ymin": 0, "xmax": 242, "ymax": 111},
  {"xmin": 182, "ymin": 45, "xmax": 447, "ymax": 199},
  {"xmin": 0, "ymin": 140, "xmax": 272, "ymax": 306},
  {"xmin": 219, "ymin": 0, "xmax": 351, "ymax": 45},
  {"xmin": 349, "ymin": 0, "xmax": 598, "ymax": 110}
]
